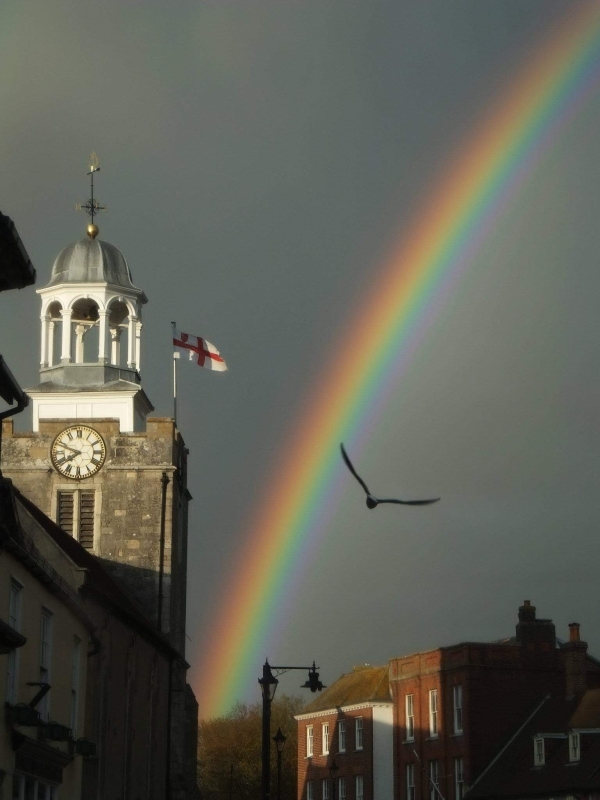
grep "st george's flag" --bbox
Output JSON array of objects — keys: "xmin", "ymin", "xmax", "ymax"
[{"xmin": 172, "ymin": 325, "xmax": 228, "ymax": 371}]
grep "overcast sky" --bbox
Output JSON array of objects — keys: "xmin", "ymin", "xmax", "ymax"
[{"xmin": 2, "ymin": 0, "xmax": 600, "ymax": 713}]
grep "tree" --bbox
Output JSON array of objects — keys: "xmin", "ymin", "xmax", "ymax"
[{"xmin": 198, "ymin": 694, "xmax": 305, "ymax": 800}]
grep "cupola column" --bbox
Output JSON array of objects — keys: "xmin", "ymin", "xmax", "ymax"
[
  {"xmin": 98, "ymin": 310, "xmax": 109, "ymax": 364},
  {"xmin": 128, "ymin": 315, "xmax": 138, "ymax": 369},
  {"xmin": 47, "ymin": 318, "xmax": 56, "ymax": 366},
  {"xmin": 40, "ymin": 314, "xmax": 50, "ymax": 367},
  {"xmin": 60, "ymin": 308, "xmax": 72, "ymax": 363},
  {"xmin": 135, "ymin": 319, "xmax": 142, "ymax": 372}
]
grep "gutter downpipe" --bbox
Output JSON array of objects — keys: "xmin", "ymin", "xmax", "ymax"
[{"xmin": 157, "ymin": 471, "xmax": 170, "ymax": 632}]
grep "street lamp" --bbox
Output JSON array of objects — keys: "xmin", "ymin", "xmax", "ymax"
[
  {"xmin": 329, "ymin": 759, "xmax": 339, "ymax": 800},
  {"xmin": 272, "ymin": 727, "xmax": 286, "ymax": 800},
  {"xmin": 259, "ymin": 659, "xmax": 325, "ymax": 800}
]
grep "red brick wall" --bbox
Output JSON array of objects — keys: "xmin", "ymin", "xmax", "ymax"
[{"xmin": 297, "ymin": 708, "xmax": 374, "ymax": 800}]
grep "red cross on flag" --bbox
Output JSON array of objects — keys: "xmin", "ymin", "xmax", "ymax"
[{"xmin": 172, "ymin": 326, "xmax": 228, "ymax": 372}]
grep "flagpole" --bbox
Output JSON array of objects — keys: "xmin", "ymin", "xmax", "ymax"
[{"xmin": 173, "ymin": 352, "xmax": 179, "ymax": 426}]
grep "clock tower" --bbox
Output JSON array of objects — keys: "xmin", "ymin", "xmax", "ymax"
[{"xmin": 1, "ymin": 218, "xmax": 189, "ymax": 655}]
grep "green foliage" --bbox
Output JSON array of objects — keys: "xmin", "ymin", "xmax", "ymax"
[{"xmin": 198, "ymin": 694, "xmax": 305, "ymax": 800}]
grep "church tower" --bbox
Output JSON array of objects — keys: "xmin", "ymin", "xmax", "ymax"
[{"xmin": 1, "ymin": 161, "xmax": 189, "ymax": 654}]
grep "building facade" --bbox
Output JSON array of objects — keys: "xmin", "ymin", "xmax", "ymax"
[
  {"xmin": 1, "ymin": 219, "xmax": 199, "ymax": 799},
  {"xmin": 297, "ymin": 602, "xmax": 600, "ymax": 800},
  {"xmin": 296, "ymin": 665, "xmax": 393, "ymax": 800}
]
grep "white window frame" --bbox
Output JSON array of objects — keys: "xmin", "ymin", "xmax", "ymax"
[
  {"xmin": 6, "ymin": 578, "xmax": 23, "ymax": 705},
  {"xmin": 455, "ymin": 757, "xmax": 464, "ymax": 800},
  {"xmin": 322, "ymin": 721, "xmax": 329, "ymax": 755},
  {"xmin": 534, "ymin": 736, "xmax": 545, "ymax": 766},
  {"xmin": 568, "ymin": 731, "xmax": 580, "ymax": 762},
  {"xmin": 429, "ymin": 689, "xmax": 439, "ymax": 738},
  {"xmin": 39, "ymin": 607, "xmax": 53, "ymax": 721},
  {"xmin": 306, "ymin": 780, "xmax": 314, "ymax": 800},
  {"xmin": 306, "ymin": 725, "xmax": 314, "ymax": 757},
  {"xmin": 453, "ymin": 685, "xmax": 463, "ymax": 734},
  {"xmin": 338, "ymin": 777, "xmax": 346, "ymax": 800},
  {"xmin": 12, "ymin": 775, "xmax": 57, "ymax": 800},
  {"xmin": 338, "ymin": 719, "xmax": 346, "ymax": 752},
  {"xmin": 429, "ymin": 760, "xmax": 440, "ymax": 799},
  {"xmin": 405, "ymin": 694, "xmax": 415, "ymax": 741},
  {"xmin": 407, "ymin": 763, "xmax": 415, "ymax": 800},
  {"xmin": 355, "ymin": 717, "xmax": 363, "ymax": 750},
  {"xmin": 355, "ymin": 775, "xmax": 364, "ymax": 800},
  {"xmin": 322, "ymin": 778, "xmax": 330, "ymax": 800}
]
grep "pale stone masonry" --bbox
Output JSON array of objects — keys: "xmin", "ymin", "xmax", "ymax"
[{"xmin": 1, "ymin": 416, "xmax": 190, "ymax": 653}]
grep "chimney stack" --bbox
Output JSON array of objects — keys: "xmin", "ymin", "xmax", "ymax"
[
  {"xmin": 564, "ymin": 622, "xmax": 588, "ymax": 697},
  {"xmin": 516, "ymin": 600, "xmax": 556, "ymax": 649}
]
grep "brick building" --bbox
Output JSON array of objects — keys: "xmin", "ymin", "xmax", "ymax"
[
  {"xmin": 296, "ymin": 665, "xmax": 393, "ymax": 800},
  {"xmin": 466, "ymin": 625, "xmax": 600, "ymax": 800},
  {"xmin": 297, "ymin": 602, "xmax": 600, "ymax": 800}
]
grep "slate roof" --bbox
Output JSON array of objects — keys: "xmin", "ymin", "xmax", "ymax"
[
  {"xmin": 301, "ymin": 665, "xmax": 390, "ymax": 714},
  {"xmin": 466, "ymin": 692, "xmax": 600, "ymax": 799}
]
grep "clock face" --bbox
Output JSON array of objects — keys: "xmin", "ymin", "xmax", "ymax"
[{"xmin": 51, "ymin": 426, "xmax": 106, "ymax": 479}]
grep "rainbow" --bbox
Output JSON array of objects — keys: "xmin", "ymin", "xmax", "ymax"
[{"xmin": 197, "ymin": 3, "xmax": 600, "ymax": 718}]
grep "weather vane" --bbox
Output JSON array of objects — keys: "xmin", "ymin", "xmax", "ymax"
[{"xmin": 76, "ymin": 152, "xmax": 107, "ymax": 238}]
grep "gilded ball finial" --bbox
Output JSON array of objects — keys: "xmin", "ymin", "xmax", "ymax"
[{"xmin": 87, "ymin": 224, "xmax": 99, "ymax": 239}]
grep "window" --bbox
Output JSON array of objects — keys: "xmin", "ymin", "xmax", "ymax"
[
  {"xmin": 429, "ymin": 689, "xmax": 439, "ymax": 737},
  {"xmin": 534, "ymin": 736, "xmax": 545, "ymax": 766},
  {"xmin": 429, "ymin": 760, "xmax": 440, "ymax": 799},
  {"xmin": 355, "ymin": 717, "xmax": 363, "ymax": 750},
  {"xmin": 338, "ymin": 720, "xmax": 346, "ymax": 752},
  {"xmin": 70, "ymin": 636, "xmax": 81, "ymax": 737},
  {"xmin": 57, "ymin": 490, "xmax": 96, "ymax": 549},
  {"xmin": 322, "ymin": 722, "xmax": 329, "ymax": 754},
  {"xmin": 355, "ymin": 775, "xmax": 364, "ymax": 800},
  {"xmin": 39, "ymin": 608, "xmax": 53, "ymax": 721},
  {"xmin": 338, "ymin": 777, "xmax": 346, "ymax": 800},
  {"xmin": 322, "ymin": 779, "xmax": 330, "ymax": 800},
  {"xmin": 568, "ymin": 731, "xmax": 580, "ymax": 762},
  {"xmin": 405, "ymin": 694, "xmax": 415, "ymax": 740},
  {"xmin": 306, "ymin": 781, "xmax": 314, "ymax": 800},
  {"xmin": 306, "ymin": 725, "xmax": 314, "ymax": 757},
  {"xmin": 6, "ymin": 579, "xmax": 23, "ymax": 704},
  {"xmin": 455, "ymin": 757, "xmax": 464, "ymax": 800},
  {"xmin": 12, "ymin": 776, "xmax": 57, "ymax": 800},
  {"xmin": 406, "ymin": 764, "xmax": 415, "ymax": 800},
  {"xmin": 453, "ymin": 685, "xmax": 463, "ymax": 733}
]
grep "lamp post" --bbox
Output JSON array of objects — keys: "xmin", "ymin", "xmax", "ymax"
[
  {"xmin": 273, "ymin": 727, "xmax": 286, "ymax": 800},
  {"xmin": 259, "ymin": 659, "xmax": 325, "ymax": 800},
  {"xmin": 329, "ymin": 758, "xmax": 339, "ymax": 800}
]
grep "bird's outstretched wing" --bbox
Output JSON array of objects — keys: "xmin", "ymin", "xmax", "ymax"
[
  {"xmin": 340, "ymin": 444, "xmax": 371, "ymax": 495},
  {"xmin": 377, "ymin": 498, "xmax": 440, "ymax": 506}
]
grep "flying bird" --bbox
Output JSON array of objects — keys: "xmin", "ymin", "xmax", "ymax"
[{"xmin": 340, "ymin": 443, "xmax": 440, "ymax": 510}]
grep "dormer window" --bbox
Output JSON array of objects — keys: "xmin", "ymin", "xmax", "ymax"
[
  {"xmin": 533, "ymin": 736, "xmax": 545, "ymax": 766},
  {"xmin": 568, "ymin": 731, "xmax": 580, "ymax": 762}
]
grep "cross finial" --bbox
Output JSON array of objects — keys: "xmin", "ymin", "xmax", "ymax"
[{"xmin": 76, "ymin": 152, "xmax": 107, "ymax": 238}]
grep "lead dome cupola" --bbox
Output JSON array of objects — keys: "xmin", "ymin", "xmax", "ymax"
[{"xmin": 46, "ymin": 236, "xmax": 139, "ymax": 290}]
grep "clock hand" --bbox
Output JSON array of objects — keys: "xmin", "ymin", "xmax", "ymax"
[{"xmin": 60, "ymin": 443, "xmax": 82, "ymax": 455}]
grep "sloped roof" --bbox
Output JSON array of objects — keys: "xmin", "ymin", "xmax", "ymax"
[
  {"xmin": 14, "ymin": 487, "xmax": 183, "ymax": 663},
  {"xmin": 467, "ymin": 692, "xmax": 600, "ymax": 798},
  {"xmin": 301, "ymin": 665, "xmax": 390, "ymax": 714}
]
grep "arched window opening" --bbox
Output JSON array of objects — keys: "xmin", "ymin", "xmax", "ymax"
[
  {"xmin": 71, "ymin": 299, "xmax": 100, "ymax": 364},
  {"xmin": 108, "ymin": 300, "xmax": 130, "ymax": 368},
  {"xmin": 47, "ymin": 302, "xmax": 63, "ymax": 366}
]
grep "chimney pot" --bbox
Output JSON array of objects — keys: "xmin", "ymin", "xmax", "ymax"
[{"xmin": 569, "ymin": 623, "xmax": 581, "ymax": 642}]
